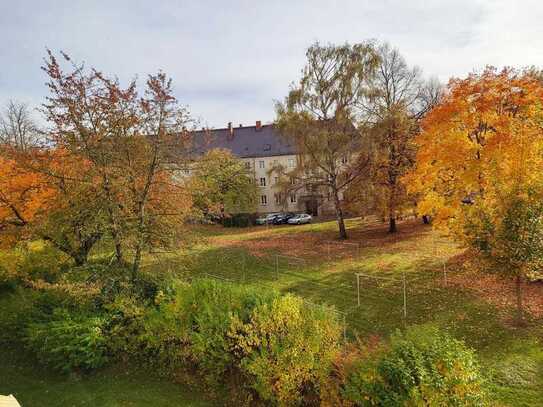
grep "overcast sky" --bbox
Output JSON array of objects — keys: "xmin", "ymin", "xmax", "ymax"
[{"xmin": 1, "ymin": 0, "xmax": 543, "ymax": 128}]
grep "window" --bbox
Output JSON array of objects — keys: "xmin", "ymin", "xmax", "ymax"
[
  {"xmin": 264, "ymin": 144, "xmax": 271, "ymax": 151},
  {"xmin": 288, "ymin": 158, "xmax": 295, "ymax": 168},
  {"xmin": 290, "ymin": 194, "xmax": 297, "ymax": 203},
  {"xmin": 341, "ymin": 156, "xmax": 348, "ymax": 164},
  {"xmin": 245, "ymin": 161, "xmax": 251, "ymax": 170},
  {"xmin": 274, "ymin": 177, "xmax": 279, "ymax": 185},
  {"xmin": 259, "ymin": 177, "xmax": 266, "ymax": 187},
  {"xmin": 260, "ymin": 195, "xmax": 267, "ymax": 205},
  {"xmin": 259, "ymin": 160, "xmax": 265, "ymax": 169},
  {"xmin": 273, "ymin": 159, "xmax": 278, "ymax": 166},
  {"xmin": 184, "ymin": 169, "xmax": 190, "ymax": 175},
  {"xmin": 274, "ymin": 193, "xmax": 282, "ymax": 204},
  {"xmin": 290, "ymin": 177, "xmax": 296, "ymax": 185}
]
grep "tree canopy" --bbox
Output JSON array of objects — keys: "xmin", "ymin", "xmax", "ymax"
[{"xmin": 406, "ymin": 67, "xmax": 543, "ymax": 321}]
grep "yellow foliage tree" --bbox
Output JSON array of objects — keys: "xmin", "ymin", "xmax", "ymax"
[{"xmin": 406, "ymin": 67, "xmax": 543, "ymax": 322}]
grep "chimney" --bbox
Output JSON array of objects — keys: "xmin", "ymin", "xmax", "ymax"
[
  {"xmin": 239, "ymin": 123, "xmax": 242, "ymax": 128},
  {"xmin": 255, "ymin": 120, "xmax": 262, "ymax": 131},
  {"xmin": 227, "ymin": 122, "xmax": 233, "ymax": 139}
]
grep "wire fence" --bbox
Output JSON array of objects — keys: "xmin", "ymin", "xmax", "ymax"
[{"xmin": 181, "ymin": 233, "xmax": 461, "ymax": 340}]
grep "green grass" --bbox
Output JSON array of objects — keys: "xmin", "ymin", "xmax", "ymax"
[
  {"xmin": 140, "ymin": 217, "xmax": 543, "ymax": 406},
  {"xmin": 3, "ymin": 217, "xmax": 543, "ymax": 405},
  {"xmin": 0, "ymin": 345, "xmax": 212, "ymax": 407}
]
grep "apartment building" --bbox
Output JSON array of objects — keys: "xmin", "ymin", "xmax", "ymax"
[{"xmin": 192, "ymin": 121, "xmax": 333, "ymax": 215}]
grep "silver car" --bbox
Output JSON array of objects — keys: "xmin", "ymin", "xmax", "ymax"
[
  {"xmin": 287, "ymin": 213, "xmax": 312, "ymax": 225},
  {"xmin": 255, "ymin": 213, "xmax": 280, "ymax": 225}
]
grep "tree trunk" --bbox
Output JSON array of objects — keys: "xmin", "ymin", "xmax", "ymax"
[
  {"xmin": 114, "ymin": 240, "xmax": 124, "ymax": 264},
  {"xmin": 389, "ymin": 216, "xmax": 397, "ymax": 233},
  {"xmin": 515, "ymin": 273, "xmax": 524, "ymax": 325},
  {"xmin": 332, "ymin": 185, "xmax": 347, "ymax": 240},
  {"xmin": 73, "ymin": 251, "xmax": 88, "ymax": 267}
]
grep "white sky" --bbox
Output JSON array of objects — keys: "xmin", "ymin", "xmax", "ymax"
[{"xmin": 1, "ymin": 0, "xmax": 542, "ymax": 128}]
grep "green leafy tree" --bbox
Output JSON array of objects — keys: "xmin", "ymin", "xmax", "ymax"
[{"xmin": 188, "ymin": 149, "xmax": 257, "ymax": 220}]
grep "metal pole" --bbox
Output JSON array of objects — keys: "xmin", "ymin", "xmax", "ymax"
[
  {"xmin": 357, "ymin": 274, "xmax": 360, "ymax": 307},
  {"xmin": 402, "ymin": 272, "xmax": 407, "ymax": 319},
  {"xmin": 242, "ymin": 251, "xmax": 246, "ymax": 283},
  {"xmin": 343, "ymin": 314, "xmax": 347, "ymax": 344}
]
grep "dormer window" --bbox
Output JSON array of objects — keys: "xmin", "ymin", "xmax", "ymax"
[{"xmin": 263, "ymin": 144, "xmax": 271, "ymax": 151}]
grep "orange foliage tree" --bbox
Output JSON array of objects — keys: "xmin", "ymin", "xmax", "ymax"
[
  {"xmin": 0, "ymin": 149, "xmax": 54, "ymax": 246},
  {"xmin": 406, "ymin": 67, "xmax": 543, "ymax": 321}
]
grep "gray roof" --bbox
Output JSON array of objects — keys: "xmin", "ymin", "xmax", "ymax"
[{"xmin": 192, "ymin": 124, "xmax": 297, "ymax": 158}]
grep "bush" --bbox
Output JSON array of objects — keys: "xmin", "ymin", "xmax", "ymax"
[
  {"xmin": 24, "ymin": 308, "xmax": 109, "ymax": 372},
  {"xmin": 230, "ymin": 295, "xmax": 342, "ymax": 405},
  {"xmin": 222, "ymin": 213, "xmax": 257, "ymax": 228},
  {"xmin": 17, "ymin": 241, "xmax": 70, "ymax": 282},
  {"xmin": 343, "ymin": 326, "xmax": 486, "ymax": 406},
  {"xmin": 0, "ymin": 249, "xmax": 21, "ymax": 290},
  {"xmin": 0, "ymin": 288, "xmax": 41, "ymax": 344},
  {"xmin": 137, "ymin": 279, "xmax": 279, "ymax": 381}
]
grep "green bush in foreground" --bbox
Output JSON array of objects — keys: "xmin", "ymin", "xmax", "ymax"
[
  {"xmin": 24, "ymin": 308, "xmax": 109, "ymax": 372},
  {"xmin": 230, "ymin": 294, "xmax": 342, "ymax": 405},
  {"xmin": 138, "ymin": 279, "xmax": 279, "ymax": 380},
  {"xmin": 343, "ymin": 326, "xmax": 487, "ymax": 406}
]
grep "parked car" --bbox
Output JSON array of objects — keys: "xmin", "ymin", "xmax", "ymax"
[
  {"xmin": 255, "ymin": 213, "xmax": 280, "ymax": 225},
  {"xmin": 272, "ymin": 212, "xmax": 296, "ymax": 225},
  {"xmin": 287, "ymin": 213, "xmax": 312, "ymax": 225}
]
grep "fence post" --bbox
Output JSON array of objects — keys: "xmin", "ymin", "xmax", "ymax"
[
  {"xmin": 402, "ymin": 272, "xmax": 407, "ymax": 319},
  {"xmin": 356, "ymin": 274, "xmax": 360, "ymax": 307},
  {"xmin": 343, "ymin": 314, "xmax": 347, "ymax": 344},
  {"xmin": 241, "ymin": 251, "xmax": 246, "ymax": 283}
]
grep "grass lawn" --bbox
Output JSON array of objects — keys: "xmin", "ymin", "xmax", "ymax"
[
  {"xmin": 0, "ymin": 345, "xmax": 212, "ymax": 407},
  {"xmin": 3, "ymin": 216, "xmax": 543, "ymax": 405},
  {"xmin": 141, "ymin": 216, "xmax": 543, "ymax": 406}
]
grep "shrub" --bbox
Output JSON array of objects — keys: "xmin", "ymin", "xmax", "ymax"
[
  {"xmin": 137, "ymin": 279, "xmax": 279, "ymax": 382},
  {"xmin": 0, "ymin": 249, "xmax": 21, "ymax": 290},
  {"xmin": 343, "ymin": 326, "xmax": 486, "ymax": 406},
  {"xmin": 24, "ymin": 308, "xmax": 109, "ymax": 372},
  {"xmin": 17, "ymin": 241, "xmax": 70, "ymax": 282},
  {"xmin": 103, "ymin": 294, "xmax": 148, "ymax": 362},
  {"xmin": 223, "ymin": 213, "xmax": 257, "ymax": 228},
  {"xmin": 230, "ymin": 295, "xmax": 342, "ymax": 405},
  {"xmin": 0, "ymin": 288, "xmax": 41, "ymax": 344}
]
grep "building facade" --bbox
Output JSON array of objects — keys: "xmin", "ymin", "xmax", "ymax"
[{"xmin": 192, "ymin": 121, "xmax": 339, "ymax": 215}]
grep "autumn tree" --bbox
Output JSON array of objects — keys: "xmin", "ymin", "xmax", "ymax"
[
  {"xmin": 0, "ymin": 146, "xmax": 108, "ymax": 265},
  {"xmin": 358, "ymin": 43, "xmax": 442, "ymax": 233},
  {"xmin": 276, "ymin": 42, "xmax": 379, "ymax": 239},
  {"xmin": 41, "ymin": 51, "xmax": 194, "ymax": 276},
  {"xmin": 406, "ymin": 67, "xmax": 543, "ymax": 323},
  {"xmin": 0, "ymin": 150, "xmax": 54, "ymax": 247},
  {"xmin": 188, "ymin": 148, "xmax": 257, "ymax": 220}
]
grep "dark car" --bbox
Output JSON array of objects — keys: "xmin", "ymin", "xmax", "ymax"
[{"xmin": 272, "ymin": 212, "xmax": 296, "ymax": 225}]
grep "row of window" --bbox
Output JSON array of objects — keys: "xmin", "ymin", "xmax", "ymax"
[
  {"xmin": 260, "ymin": 193, "xmax": 297, "ymax": 206},
  {"xmin": 258, "ymin": 177, "xmax": 297, "ymax": 187},
  {"xmin": 246, "ymin": 158, "xmax": 297, "ymax": 170}
]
